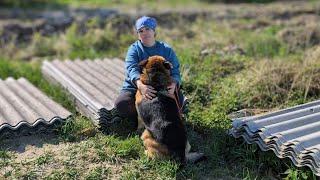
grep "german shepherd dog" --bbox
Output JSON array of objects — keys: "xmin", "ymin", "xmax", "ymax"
[{"xmin": 134, "ymin": 55, "xmax": 208, "ymax": 164}]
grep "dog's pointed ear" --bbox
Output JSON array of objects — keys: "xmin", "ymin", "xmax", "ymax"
[
  {"xmin": 139, "ymin": 59, "xmax": 148, "ymax": 68},
  {"xmin": 163, "ymin": 61, "xmax": 173, "ymax": 69}
]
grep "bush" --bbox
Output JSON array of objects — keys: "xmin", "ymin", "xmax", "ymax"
[{"xmin": 29, "ymin": 33, "xmax": 56, "ymax": 57}]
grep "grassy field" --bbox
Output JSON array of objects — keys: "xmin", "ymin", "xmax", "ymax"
[{"xmin": 1, "ymin": 0, "xmax": 320, "ymax": 179}]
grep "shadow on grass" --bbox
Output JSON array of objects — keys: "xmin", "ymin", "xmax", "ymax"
[
  {"xmin": 99, "ymin": 116, "xmax": 138, "ymax": 140},
  {"xmin": 0, "ymin": 123, "xmax": 61, "ymax": 153},
  {"xmin": 175, "ymin": 122, "xmax": 293, "ymax": 179},
  {"xmin": 0, "ymin": 115, "xmax": 136, "ymax": 155},
  {"xmin": 175, "ymin": 124, "xmax": 234, "ymax": 179}
]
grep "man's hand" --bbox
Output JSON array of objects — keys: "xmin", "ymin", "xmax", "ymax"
[
  {"xmin": 137, "ymin": 80, "xmax": 157, "ymax": 100},
  {"xmin": 167, "ymin": 82, "xmax": 176, "ymax": 95}
]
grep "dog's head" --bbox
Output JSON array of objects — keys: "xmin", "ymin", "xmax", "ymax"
[{"xmin": 139, "ymin": 55, "xmax": 173, "ymax": 90}]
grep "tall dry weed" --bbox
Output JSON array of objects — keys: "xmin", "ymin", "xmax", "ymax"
[{"xmin": 296, "ymin": 46, "xmax": 320, "ymax": 99}]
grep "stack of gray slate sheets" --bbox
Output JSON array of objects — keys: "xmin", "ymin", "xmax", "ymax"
[
  {"xmin": 0, "ymin": 77, "xmax": 71, "ymax": 137},
  {"xmin": 41, "ymin": 58, "xmax": 125, "ymax": 130},
  {"xmin": 230, "ymin": 100, "xmax": 320, "ymax": 176}
]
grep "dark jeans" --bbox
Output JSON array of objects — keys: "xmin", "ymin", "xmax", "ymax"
[
  {"xmin": 114, "ymin": 90, "xmax": 138, "ymax": 123},
  {"xmin": 114, "ymin": 89, "xmax": 185, "ymax": 123}
]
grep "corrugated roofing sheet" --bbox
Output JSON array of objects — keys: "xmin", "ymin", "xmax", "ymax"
[
  {"xmin": 41, "ymin": 58, "xmax": 125, "ymax": 129},
  {"xmin": 230, "ymin": 100, "xmax": 320, "ymax": 176},
  {"xmin": 0, "ymin": 77, "xmax": 71, "ymax": 137}
]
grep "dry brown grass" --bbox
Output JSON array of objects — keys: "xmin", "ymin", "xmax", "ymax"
[
  {"xmin": 277, "ymin": 22, "xmax": 320, "ymax": 52},
  {"xmin": 244, "ymin": 46, "xmax": 320, "ymax": 108}
]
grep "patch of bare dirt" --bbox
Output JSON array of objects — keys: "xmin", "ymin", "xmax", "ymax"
[{"xmin": 1, "ymin": 132, "xmax": 58, "ymax": 153}]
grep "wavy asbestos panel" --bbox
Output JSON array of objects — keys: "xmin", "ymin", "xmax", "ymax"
[
  {"xmin": 41, "ymin": 58, "xmax": 125, "ymax": 126},
  {"xmin": 0, "ymin": 77, "xmax": 71, "ymax": 135},
  {"xmin": 232, "ymin": 100, "xmax": 320, "ymax": 129},
  {"xmin": 230, "ymin": 99, "xmax": 320, "ymax": 176}
]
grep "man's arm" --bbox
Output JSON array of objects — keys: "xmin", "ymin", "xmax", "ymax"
[
  {"xmin": 126, "ymin": 44, "xmax": 157, "ymax": 99},
  {"xmin": 125, "ymin": 45, "xmax": 141, "ymax": 88},
  {"xmin": 168, "ymin": 48, "xmax": 181, "ymax": 87}
]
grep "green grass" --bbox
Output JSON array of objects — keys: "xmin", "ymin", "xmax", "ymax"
[
  {"xmin": 1, "ymin": 1, "xmax": 320, "ymax": 179},
  {"xmin": 45, "ymin": 168, "xmax": 80, "ymax": 180},
  {"xmin": 0, "ymin": 150, "xmax": 12, "ymax": 170},
  {"xmin": 245, "ymin": 34, "xmax": 286, "ymax": 57},
  {"xmin": 85, "ymin": 167, "xmax": 110, "ymax": 180},
  {"xmin": 36, "ymin": 152, "xmax": 54, "ymax": 165}
]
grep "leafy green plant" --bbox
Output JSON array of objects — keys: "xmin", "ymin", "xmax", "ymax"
[{"xmin": 283, "ymin": 168, "xmax": 316, "ymax": 180}]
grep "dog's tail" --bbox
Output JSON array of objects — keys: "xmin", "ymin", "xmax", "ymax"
[{"xmin": 186, "ymin": 152, "xmax": 207, "ymax": 164}]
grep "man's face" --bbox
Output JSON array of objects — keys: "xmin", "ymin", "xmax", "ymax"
[{"xmin": 137, "ymin": 27, "xmax": 155, "ymax": 46}]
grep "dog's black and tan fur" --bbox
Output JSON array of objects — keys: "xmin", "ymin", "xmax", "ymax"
[{"xmin": 135, "ymin": 55, "xmax": 187, "ymax": 163}]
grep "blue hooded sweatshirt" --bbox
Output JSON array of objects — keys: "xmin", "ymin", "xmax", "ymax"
[{"xmin": 122, "ymin": 40, "xmax": 181, "ymax": 93}]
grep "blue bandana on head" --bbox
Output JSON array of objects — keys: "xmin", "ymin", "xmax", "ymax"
[{"xmin": 135, "ymin": 16, "xmax": 157, "ymax": 31}]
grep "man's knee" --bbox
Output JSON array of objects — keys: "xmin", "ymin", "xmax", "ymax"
[
  {"xmin": 114, "ymin": 91, "xmax": 137, "ymax": 117},
  {"xmin": 115, "ymin": 99, "xmax": 128, "ymax": 112}
]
